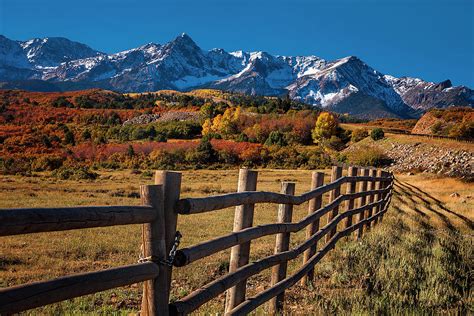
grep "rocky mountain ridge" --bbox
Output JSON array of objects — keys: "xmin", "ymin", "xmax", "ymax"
[{"xmin": 1, "ymin": 33, "xmax": 472, "ymax": 119}]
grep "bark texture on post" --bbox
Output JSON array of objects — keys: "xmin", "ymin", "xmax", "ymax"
[
  {"xmin": 365, "ymin": 169, "xmax": 377, "ymax": 230},
  {"xmin": 153, "ymin": 171, "xmax": 182, "ymax": 315},
  {"xmin": 269, "ymin": 182, "xmax": 295, "ymax": 314},
  {"xmin": 373, "ymin": 169, "xmax": 383, "ymax": 226},
  {"xmin": 140, "ymin": 185, "xmax": 166, "ymax": 316},
  {"xmin": 379, "ymin": 170, "xmax": 391, "ymax": 223},
  {"xmin": 356, "ymin": 168, "xmax": 370, "ymax": 240},
  {"xmin": 326, "ymin": 166, "xmax": 343, "ymax": 243},
  {"xmin": 301, "ymin": 172, "xmax": 324, "ymax": 286},
  {"xmin": 225, "ymin": 169, "xmax": 258, "ymax": 313},
  {"xmin": 344, "ymin": 166, "xmax": 358, "ymax": 229}
]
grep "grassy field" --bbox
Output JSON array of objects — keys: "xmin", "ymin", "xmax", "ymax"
[
  {"xmin": 342, "ymin": 122, "xmax": 473, "ymax": 151},
  {"xmin": 1, "ymin": 169, "xmax": 473, "ymax": 314}
]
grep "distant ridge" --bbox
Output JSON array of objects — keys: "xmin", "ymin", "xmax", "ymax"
[{"xmin": 1, "ymin": 33, "xmax": 472, "ymax": 119}]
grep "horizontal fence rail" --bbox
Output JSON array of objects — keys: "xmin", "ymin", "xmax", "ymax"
[
  {"xmin": 176, "ymin": 175, "xmax": 388, "ymax": 214},
  {"xmin": 170, "ymin": 192, "xmax": 392, "ymax": 314},
  {"xmin": 229, "ymin": 203, "xmax": 391, "ymax": 315},
  {"xmin": 0, "ymin": 205, "xmax": 156, "ymax": 236},
  {"xmin": 174, "ymin": 187, "xmax": 391, "ymax": 267},
  {"xmin": 0, "ymin": 181, "xmax": 173, "ymax": 316},
  {"xmin": 171, "ymin": 167, "xmax": 393, "ymax": 315},
  {"xmin": 0, "ymin": 167, "xmax": 394, "ymax": 315},
  {"xmin": 0, "ymin": 262, "xmax": 160, "ymax": 314}
]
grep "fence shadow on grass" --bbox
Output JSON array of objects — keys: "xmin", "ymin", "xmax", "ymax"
[{"xmin": 393, "ymin": 179, "xmax": 472, "ymax": 233}]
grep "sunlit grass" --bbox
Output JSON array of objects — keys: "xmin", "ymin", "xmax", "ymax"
[{"xmin": 1, "ymin": 171, "xmax": 472, "ymax": 314}]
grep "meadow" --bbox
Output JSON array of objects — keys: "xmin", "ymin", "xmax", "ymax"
[
  {"xmin": 1, "ymin": 169, "xmax": 472, "ymax": 314},
  {"xmin": 1, "ymin": 89, "xmax": 473, "ymax": 314}
]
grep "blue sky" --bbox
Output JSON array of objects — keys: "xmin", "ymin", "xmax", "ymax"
[{"xmin": 1, "ymin": 0, "xmax": 473, "ymax": 86}]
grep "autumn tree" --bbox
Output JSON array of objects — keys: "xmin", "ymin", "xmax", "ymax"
[
  {"xmin": 202, "ymin": 119, "xmax": 213, "ymax": 136},
  {"xmin": 312, "ymin": 112, "xmax": 338, "ymax": 144},
  {"xmin": 202, "ymin": 107, "xmax": 241, "ymax": 138}
]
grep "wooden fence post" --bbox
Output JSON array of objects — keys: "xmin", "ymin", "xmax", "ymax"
[
  {"xmin": 379, "ymin": 170, "xmax": 390, "ymax": 223},
  {"xmin": 152, "ymin": 170, "xmax": 182, "ymax": 315},
  {"xmin": 356, "ymin": 168, "xmax": 369, "ymax": 240},
  {"xmin": 365, "ymin": 169, "xmax": 376, "ymax": 230},
  {"xmin": 225, "ymin": 169, "xmax": 258, "ymax": 313},
  {"xmin": 270, "ymin": 182, "xmax": 295, "ymax": 314},
  {"xmin": 140, "ymin": 185, "xmax": 167, "ymax": 315},
  {"xmin": 326, "ymin": 166, "xmax": 343, "ymax": 243},
  {"xmin": 373, "ymin": 169, "xmax": 382, "ymax": 226},
  {"xmin": 301, "ymin": 172, "xmax": 324, "ymax": 286},
  {"xmin": 344, "ymin": 166, "xmax": 358, "ymax": 229}
]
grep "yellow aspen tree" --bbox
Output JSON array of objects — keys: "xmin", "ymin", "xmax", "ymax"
[{"xmin": 312, "ymin": 112, "xmax": 338, "ymax": 144}]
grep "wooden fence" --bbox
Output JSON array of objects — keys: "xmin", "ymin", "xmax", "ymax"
[{"xmin": 0, "ymin": 166, "xmax": 394, "ymax": 315}]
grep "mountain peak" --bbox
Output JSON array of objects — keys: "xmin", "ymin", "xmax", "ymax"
[
  {"xmin": 434, "ymin": 79, "xmax": 452, "ymax": 90},
  {"xmin": 0, "ymin": 34, "xmax": 472, "ymax": 118},
  {"xmin": 171, "ymin": 33, "xmax": 197, "ymax": 46},
  {"xmin": 339, "ymin": 55, "xmax": 363, "ymax": 65}
]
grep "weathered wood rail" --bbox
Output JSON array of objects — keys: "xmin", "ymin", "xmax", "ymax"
[{"xmin": 0, "ymin": 166, "xmax": 393, "ymax": 315}]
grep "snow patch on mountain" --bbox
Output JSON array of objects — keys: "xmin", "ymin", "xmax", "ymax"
[{"xmin": 0, "ymin": 33, "xmax": 472, "ymax": 117}]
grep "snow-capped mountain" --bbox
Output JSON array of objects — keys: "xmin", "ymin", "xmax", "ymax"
[
  {"xmin": 1, "ymin": 33, "xmax": 472, "ymax": 118},
  {"xmin": 384, "ymin": 76, "xmax": 474, "ymax": 112},
  {"xmin": 19, "ymin": 37, "xmax": 104, "ymax": 68}
]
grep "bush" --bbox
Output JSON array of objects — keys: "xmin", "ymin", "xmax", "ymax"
[
  {"xmin": 236, "ymin": 133, "xmax": 248, "ymax": 142},
  {"xmin": 305, "ymin": 149, "xmax": 332, "ymax": 169},
  {"xmin": 64, "ymin": 130, "xmax": 76, "ymax": 145},
  {"xmin": 108, "ymin": 121, "xmax": 200, "ymax": 141},
  {"xmin": 52, "ymin": 166, "xmax": 99, "ymax": 180},
  {"xmin": 430, "ymin": 122, "xmax": 443, "ymax": 135},
  {"xmin": 0, "ymin": 157, "xmax": 31, "ymax": 175},
  {"xmin": 267, "ymin": 146, "xmax": 302, "ymax": 168},
  {"xmin": 264, "ymin": 131, "xmax": 287, "ymax": 147},
  {"xmin": 31, "ymin": 156, "xmax": 65, "ymax": 171},
  {"xmin": 185, "ymin": 139, "xmax": 218, "ymax": 165},
  {"xmin": 327, "ymin": 136, "xmax": 345, "ymax": 151},
  {"xmin": 448, "ymin": 122, "xmax": 474, "ymax": 139},
  {"xmin": 347, "ymin": 146, "xmax": 391, "ymax": 167},
  {"xmin": 351, "ymin": 129, "xmax": 369, "ymax": 142},
  {"xmin": 239, "ymin": 146, "xmax": 266, "ymax": 166},
  {"xmin": 149, "ymin": 150, "xmax": 186, "ymax": 169},
  {"xmin": 51, "ymin": 96, "xmax": 73, "ymax": 108},
  {"xmin": 370, "ymin": 128, "xmax": 385, "ymax": 141},
  {"xmin": 154, "ymin": 121, "xmax": 201, "ymax": 139},
  {"xmin": 127, "ymin": 144, "xmax": 135, "ymax": 157},
  {"xmin": 82, "ymin": 129, "xmax": 92, "ymax": 140},
  {"xmin": 217, "ymin": 149, "xmax": 239, "ymax": 165}
]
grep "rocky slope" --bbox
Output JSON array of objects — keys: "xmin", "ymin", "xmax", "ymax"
[
  {"xmin": 1, "ymin": 33, "xmax": 472, "ymax": 119},
  {"xmin": 386, "ymin": 142, "xmax": 473, "ymax": 181}
]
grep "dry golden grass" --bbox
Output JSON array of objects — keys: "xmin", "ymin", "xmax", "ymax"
[
  {"xmin": 342, "ymin": 122, "xmax": 474, "ymax": 151},
  {"xmin": 1, "ymin": 169, "xmax": 472, "ymax": 314},
  {"xmin": 385, "ymin": 133, "xmax": 474, "ymax": 151}
]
